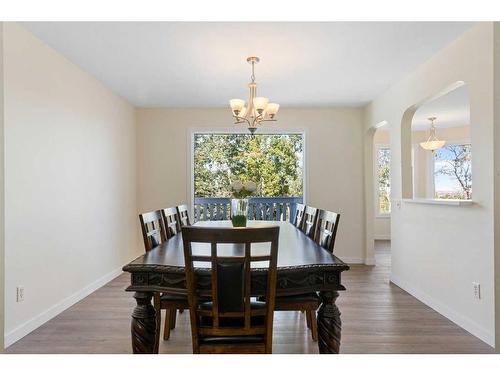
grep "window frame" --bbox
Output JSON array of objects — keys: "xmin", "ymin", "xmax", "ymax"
[
  {"xmin": 374, "ymin": 143, "xmax": 391, "ymax": 218},
  {"xmin": 426, "ymin": 138, "xmax": 471, "ymax": 200},
  {"xmin": 188, "ymin": 128, "xmax": 308, "ymax": 217}
]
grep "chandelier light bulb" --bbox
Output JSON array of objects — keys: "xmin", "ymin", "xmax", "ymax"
[
  {"xmin": 253, "ymin": 97, "xmax": 269, "ymax": 113},
  {"xmin": 230, "ymin": 99, "xmax": 245, "ymax": 114},
  {"xmin": 420, "ymin": 140, "xmax": 446, "ymax": 151},
  {"xmin": 265, "ymin": 103, "xmax": 280, "ymax": 118}
]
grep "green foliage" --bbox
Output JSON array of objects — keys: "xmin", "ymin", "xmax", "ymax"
[
  {"xmin": 194, "ymin": 134, "xmax": 303, "ymax": 198},
  {"xmin": 377, "ymin": 147, "xmax": 391, "ymax": 214}
]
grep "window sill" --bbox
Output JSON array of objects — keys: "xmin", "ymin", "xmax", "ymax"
[
  {"xmin": 375, "ymin": 214, "xmax": 391, "ymax": 219},
  {"xmin": 402, "ymin": 198, "xmax": 473, "ymax": 206}
]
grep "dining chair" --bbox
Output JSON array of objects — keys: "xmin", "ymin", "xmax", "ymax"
[
  {"xmin": 301, "ymin": 206, "xmax": 319, "ymax": 238},
  {"xmin": 139, "ymin": 210, "xmax": 177, "ymax": 351},
  {"xmin": 176, "ymin": 204, "xmax": 192, "ymax": 226},
  {"xmin": 293, "ymin": 203, "xmax": 305, "ymax": 228},
  {"xmin": 182, "ymin": 225, "xmax": 279, "ymax": 354},
  {"xmin": 139, "ymin": 210, "xmax": 167, "ymax": 251},
  {"xmin": 161, "ymin": 207, "xmax": 181, "ymax": 239},
  {"xmin": 159, "ymin": 207, "xmax": 190, "ymax": 340},
  {"xmin": 314, "ymin": 209, "xmax": 341, "ymax": 253},
  {"xmin": 266, "ymin": 205, "xmax": 320, "ymax": 342}
]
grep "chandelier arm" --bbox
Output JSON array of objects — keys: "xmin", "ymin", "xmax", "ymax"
[{"xmin": 234, "ymin": 116, "xmax": 251, "ymax": 127}]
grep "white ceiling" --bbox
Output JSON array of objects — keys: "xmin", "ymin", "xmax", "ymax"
[
  {"xmin": 412, "ymin": 85, "xmax": 470, "ymax": 130},
  {"xmin": 22, "ymin": 22, "xmax": 475, "ymax": 107}
]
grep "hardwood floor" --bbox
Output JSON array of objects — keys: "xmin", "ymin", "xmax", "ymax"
[{"xmin": 6, "ymin": 241, "xmax": 494, "ymax": 354}]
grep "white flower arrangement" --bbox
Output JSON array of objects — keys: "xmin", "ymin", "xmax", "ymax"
[{"xmin": 230, "ymin": 179, "xmax": 258, "ymax": 198}]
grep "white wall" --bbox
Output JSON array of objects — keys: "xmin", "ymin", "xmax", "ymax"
[
  {"xmin": 365, "ymin": 23, "xmax": 495, "ymax": 346},
  {"xmin": 493, "ymin": 22, "xmax": 500, "ymax": 354},
  {"xmin": 136, "ymin": 107, "xmax": 367, "ymax": 263},
  {"xmin": 3, "ymin": 23, "xmax": 141, "ymax": 347},
  {"xmin": 0, "ymin": 22, "xmax": 5, "ymax": 352}
]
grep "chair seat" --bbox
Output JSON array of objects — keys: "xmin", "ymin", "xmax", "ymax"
[
  {"xmin": 200, "ymin": 335, "xmax": 264, "ymax": 344},
  {"xmin": 276, "ymin": 292, "xmax": 320, "ymax": 303},
  {"xmin": 159, "ymin": 293, "xmax": 190, "ymax": 309},
  {"xmin": 199, "ymin": 301, "xmax": 266, "ymax": 328},
  {"xmin": 272, "ymin": 292, "xmax": 320, "ymax": 310},
  {"xmin": 199, "ymin": 300, "xmax": 266, "ymax": 310}
]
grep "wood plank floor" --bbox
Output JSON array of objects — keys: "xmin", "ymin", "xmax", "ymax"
[{"xmin": 6, "ymin": 241, "xmax": 494, "ymax": 354}]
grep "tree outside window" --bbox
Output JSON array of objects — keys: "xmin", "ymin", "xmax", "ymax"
[
  {"xmin": 377, "ymin": 147, "xmax": 391, "ymax": 215},
  {"xmin": 193, "ymin": 133, "xmax": 304, "ymax": 198},
  {"xmin": 433, "ymin": 144, "xmax": 471, "ymax": 199}
]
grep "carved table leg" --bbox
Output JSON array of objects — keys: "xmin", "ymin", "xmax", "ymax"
[
  {"xmin": 131, "ymin": 292, "xmax": 157, "ymax": 354},
  {"xmin": 317, "ymin": 291, "xmax": 342, "ymax": 354}
]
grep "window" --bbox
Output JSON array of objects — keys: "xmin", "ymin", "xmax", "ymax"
[
  {"xmin": 432, "ymin": 143, "xmax": 471, "ymax": 199},
  {"xmin": 376, "ymin": 146, "xmax": 391, "ymax": 215},
  {"xmin": 193, "ymin": 133, "xmax": 304, "ymax": 199}
]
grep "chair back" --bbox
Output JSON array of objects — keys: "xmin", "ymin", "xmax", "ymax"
[
  {"xmin": 301, "ymin": 206, "xmax": 319, "ymax": 238},
  {"xmin": 182, "ymin": 226, "xmax": 279, "ymax": 354},
  {"xmin": 139, "ymin": 210, "xmax": 166, "ymax": 251},
  {"xmin": 161, "ymin": 207, "xmax": 181, "ymax": 239},
  {"xmin": 293, "ymin": 203, "xmax": 305, "ymax": 228},
  {"xmin": 177, "ymin": 204, "xmax": 192, "ymax": 226},
  {"xmin": 314, "ymin": 209, "xmax": 341, "ymax": 253}
]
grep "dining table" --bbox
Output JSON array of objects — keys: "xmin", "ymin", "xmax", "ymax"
[{"xmin": 122, "ymin": 220, "xmax": 350, "ymax": 354}]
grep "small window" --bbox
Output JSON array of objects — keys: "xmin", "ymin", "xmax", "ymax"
[
  {"xmin": 432, "ymin": 143, "xmax": 471, "ymax": 199},
  {"xmin": 376, "ymin": 146, "xmax": 391, "ymax": 215}
]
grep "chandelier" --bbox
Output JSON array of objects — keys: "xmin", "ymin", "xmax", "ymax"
[
  {"xmin": 420, "ymin": 116, "xmax": 446, "ymax": 151},
  {"xmin": 229, "ymin": 56, "xmax": 279, "ymax": 134}
]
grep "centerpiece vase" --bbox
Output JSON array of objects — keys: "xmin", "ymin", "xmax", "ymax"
[{"xmin": 231, "ymin": 198, "xmax": 249, "ymax": 227}]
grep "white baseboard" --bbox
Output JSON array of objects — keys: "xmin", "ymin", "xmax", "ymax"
[
  {"xmin": 374, "ymin": 234, "xmax": 391, "ymax": 240},
  {"xmin": 364, "ymin": 257, "xmax": 376, "ymax": 266},
  {"xmin": 4, "ymin": 266, "xmax": 125, "ymax": 348},
  {"xmin": 340, "ymin": 257, "xmax": 365, "ymax": 264},
  {"xmin": 339, "ymin": 257, "xmax": 376, "ymax": 265},
  {"xmin": 390, "ymin": 274, "xmax": 494, "ymax": 347}
]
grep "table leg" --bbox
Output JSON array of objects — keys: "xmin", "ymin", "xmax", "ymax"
[
  {"xmin": 317, "ymin": 291, "xmax": 342, "ymax": 354},
  {"xmin": 131, "ymin": 291, "xmax": 157, "ymax": 354}
]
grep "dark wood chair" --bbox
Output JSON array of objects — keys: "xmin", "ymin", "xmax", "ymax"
[
  {"xmin": 269, "ymin": 205, "xmax": 320, "ymax": 342},
  {"xmin": 293, "ymin": 203, "xmax": 305, "ymax": 228},
  {"xmin": 182, "ymin": 225, "xmax": 279, "ymax": 354},
  {"xmin": 177, "ymin": 204, "xmax": 192, "ymax": 226},
  {"xmin": 139, "ymin": 211, "xmax": 173, "ymax": 350},
  {"xmin": 139, "ymin": 210, "xmax": 188, "ymax": 351},
  {"xmin": 314, "ymin": 209, "xmax": 341, "ymax": 253},
  {"xmin": 161, "ymin": 207, "xmax": 181, "ymax": 239},
  {"xmin": 139, "ymin": 210, "xmax": 166, "ymax": 251},
  {"xmin": 159, "ymin": 207, "xmax": 189, "ymax": 340},
  {"xmin": 301, "ymin": 206, "xmax": 319, "ymax": 238}
]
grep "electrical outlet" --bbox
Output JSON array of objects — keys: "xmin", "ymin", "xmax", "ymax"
[
  {"xmin": 472, "ymin": 282, "xmax": 481, "ymax": 300},
  {"xmin": 394, "ymin": 200, "xmax": 402, "ymax": 210},
  {"xmin": 17, "ymin": 286, "xmax": 25, "ymax": 302}
]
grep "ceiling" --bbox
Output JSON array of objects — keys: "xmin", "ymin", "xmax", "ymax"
[
  {"xmin": 412, "ymin": 85, "xmax": 470, "ymax": 130},
  {"xmin": 22, "ymin": 22, "xmax": 475, "ymax": 107}
]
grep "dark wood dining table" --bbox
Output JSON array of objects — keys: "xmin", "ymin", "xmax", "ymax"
[{"xmin": 123, "ymin": 220, "xmax": 350, "ymax": 354}]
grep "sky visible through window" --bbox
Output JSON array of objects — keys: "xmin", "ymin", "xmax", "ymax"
[{"xmin": 434, "ymin": 144, "xmax": 471, "ymax": 199}]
